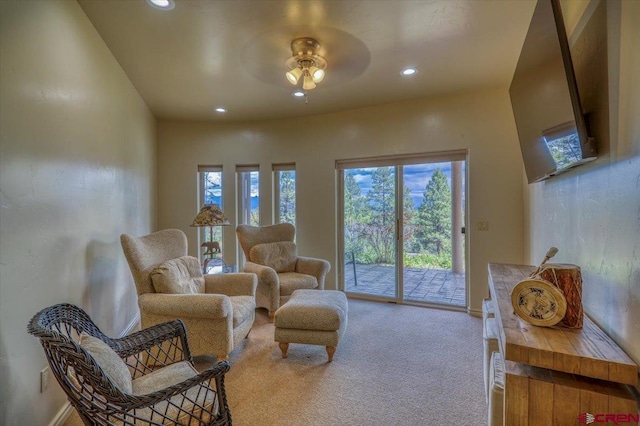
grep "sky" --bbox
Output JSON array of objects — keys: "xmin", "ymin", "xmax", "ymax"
[{"xmin": 348, "ymin": 162, "xmax": 465, "ymax": 208}]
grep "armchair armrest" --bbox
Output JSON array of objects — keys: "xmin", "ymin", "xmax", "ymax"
[
  {"xmin": 138, "ymin": 293, "xmax": 232, "ymax": 320},
  {"xmin": 204, "ymin": 272, "xmax": 257, "ymax": 296},
  {"xmin": 297, "ymin": 257, "xmax": 331, "ymax": 288},
  {"xmin": 113, "ymin": 319, "xmax": 190, "ymax": 361},
  {"xmin": 113, "ymin": 320, "xmax": 195, "ymax": 376},
  {"xmin": 242, "ymin": 262, "xmax": 279, "ymax": 291}
]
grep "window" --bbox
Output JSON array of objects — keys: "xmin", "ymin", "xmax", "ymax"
[
  {"xmin": 273, "ymin": 163, "xmax": 296, "ymax": 226},
  {"xmin": 236, "ymin": 165, "xmax": 260, "ymax": 226},
  {"xmin": 197, "ymin": 165, "xmax": 224, "ymax": 272}
]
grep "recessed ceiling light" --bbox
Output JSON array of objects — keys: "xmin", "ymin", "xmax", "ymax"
[
  {"xmin": 215, "ymin": 107, "xmax": 227, "ymax": 113},
  {"xmin": 145, "ymin": 0, "xmax": 175, "ymax": 10},
  {"xmin": 401, "ymin": 67, "xmax": 419, "ymax": 76},
  {"xmin": 292, "ymin": 90, "xmax": 306, "ymax": 98}
]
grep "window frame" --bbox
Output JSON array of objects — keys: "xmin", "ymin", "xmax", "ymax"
[{"xmin": 236, "ymin": 164, "xmax": 260, "ymax": 226}]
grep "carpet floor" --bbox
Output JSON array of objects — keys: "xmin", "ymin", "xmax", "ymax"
[
  {"xmin": 63, "ymin": 299, "xmax": 488, "ymax": 426},
  {"xmin": 224, "ymin": 299, "xmax": 487, "ymax": 426}
]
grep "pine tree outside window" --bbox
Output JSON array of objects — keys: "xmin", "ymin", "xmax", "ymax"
[{"xmin": 273, "ymin": 163, "xmax": 296, "ymax": 227}]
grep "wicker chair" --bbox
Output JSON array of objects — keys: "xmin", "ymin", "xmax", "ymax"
[{"xmin": 27, "ymin": 303, "xmax": 231, "ymax": 425}]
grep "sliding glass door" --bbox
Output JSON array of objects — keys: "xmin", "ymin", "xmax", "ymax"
[
  {"xmin": 339, "ymin": 153, "xmax": 467, "ymax": 308},
  {"xmin": 343, "ymin": 166, "xmax": 398, "ymax": 299}
]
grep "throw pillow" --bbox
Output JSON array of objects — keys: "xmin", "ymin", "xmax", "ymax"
[
  {"xmin": 249, "ymin": 241, "xmax": 297, "ymax": 272},
  {"xmin": 150, "ymin": 256, "xmax": 204, "ymax": 294},
  {"xmin": 79, "ymin": 332, "xmax": 132, "ymax": 393}
]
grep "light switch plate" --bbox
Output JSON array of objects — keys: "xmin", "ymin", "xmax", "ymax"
[{"xmin": 40, "ymin": 366, "xmax": 50, "ymax": 392}]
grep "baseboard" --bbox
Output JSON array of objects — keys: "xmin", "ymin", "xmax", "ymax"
[
  {"xmin": 49, "ymin": 312, "xmax": 141, "ymax": 426},
  {"xmin": 122, "ymin": 312, "xmax": 141, "ymax": 336},
  {"xmin": 49, "ymin": 402, "xmax": 74, "ymax": 426},
  {"xmin": 468, "ymin": 307, "xmax": 482, "ymax": 318}
]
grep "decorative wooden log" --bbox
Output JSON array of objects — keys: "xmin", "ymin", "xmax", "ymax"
[{"xmin": 535, "ymin": 263, "xmax": 583, "ymax": 329}]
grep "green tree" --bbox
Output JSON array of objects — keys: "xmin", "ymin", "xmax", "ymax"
[
  {"xmin": 363, "ymin": 167, "xmax": 395, "ymax": 263},
  {"xmin": 402, "ymin": 184, "xmax": 416, "ymax": 253},
  {"xmin": 203, "ymin": 172, "xmax": 222, "ymax": 243},
  {"xmin": 344, "ymin": 173, "xmax": 368, "ymax": 225},
  {"xmin": 416, "ymin": 168, "xmax": 451, "ymax": 256},
  {"xmin": 344, "ymin": 173, "xmax": 368, "ymax": 257},
  {"xmin": 279, "ymin": 170, "xmax": 296, "ymax": 225},
  {"xmin": 547, "ymin": 133, "xmax": 582, "ymax": 169}
]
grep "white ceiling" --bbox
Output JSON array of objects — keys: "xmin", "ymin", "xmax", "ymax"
[{"xmin": 78, "ymin": 0, "xmax": 536, "ymax": 122}]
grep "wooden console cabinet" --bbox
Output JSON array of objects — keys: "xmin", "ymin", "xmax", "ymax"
[{"xmin": 488, "ymin": 263, "xmax": 639, "ymax": 425}]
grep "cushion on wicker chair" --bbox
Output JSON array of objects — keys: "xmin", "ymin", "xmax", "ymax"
[
  {"xmin": 133, "ymin": 361, "xmax": 219, "ymax": 423},
  {"xmin": 132, "ymin": 360, "xmax": 199, "ymax": 394},
  {"xmin": 79, "ymin": 332, "xmax": 132, "ymax": 393},
  {"xmin": 249, "ymin": 242, "xmax": 297, "ymax": 273},
  {"xmin": 150, "ymin": 256, "xmax": 205, "ymax": 294}
]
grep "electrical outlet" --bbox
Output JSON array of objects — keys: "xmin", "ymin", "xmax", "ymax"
[
  {"xmin": 477, "ymin": 221, "xmax": 489, "ymax": 231},
  {"xmin": 40, "ymin": 366, "xmax": 50, "ymax": 392}
]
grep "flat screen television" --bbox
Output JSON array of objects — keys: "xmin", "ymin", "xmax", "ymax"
[{"xmin": 510, "ymin": 0, "xmax": 597, "ymax": 183}]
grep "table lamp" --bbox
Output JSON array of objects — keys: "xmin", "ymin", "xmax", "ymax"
[{"xmin": 190, "ymin": 204, "xmax": 230, "ymax": 272}]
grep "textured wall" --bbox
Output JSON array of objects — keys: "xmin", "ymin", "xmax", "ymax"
[
  {"xmin": 525, "ymin": 0, "xmax": 640, "ymax": 365},
  {"xmin": 157, "ymin": 88, "xmax": 525, "ymax": 317},
  {"xmin": 0, "ymin": 1, "xmax": 156, "ymax": 424}
]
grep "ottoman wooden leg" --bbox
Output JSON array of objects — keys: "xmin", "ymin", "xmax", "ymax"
[
  {"xmin": 279, "ymin": 342, "xmax": 289, "ymax": 358},
  {"xmin": 326, "ymin": 346, "xmax": 336, "ymax": 362}
]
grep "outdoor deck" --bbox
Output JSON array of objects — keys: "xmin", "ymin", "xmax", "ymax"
[{"xmin": 344, "ymin": 263, "xmax": 466, "ymax": 307}]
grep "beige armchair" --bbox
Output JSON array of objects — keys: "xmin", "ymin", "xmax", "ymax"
[
  {"xmin": 236, "ymin": 223, "xmax": 330, "ymax": 320},
  {"xmin": 121, "ymin": 229, "xmax": 257, "ymax": 360}
]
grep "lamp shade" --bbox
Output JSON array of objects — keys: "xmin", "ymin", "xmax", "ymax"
[
  {"xmin": 302, "ymin": 74, "xmax": 317, "ymax": 90},
  {"xmin": 286, "ymin": 67, "xmax": 303, "ymax": 85},
  {"xmin": 309, "ymin": 66, "xmax": 325, "ymax": 83},
  {"xmin": 191, "ymin": 204, "xmax": 231, "ymax": 227}
]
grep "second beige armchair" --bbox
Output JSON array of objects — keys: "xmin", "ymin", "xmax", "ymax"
[
  {"xmin": 121, "ymin": 229, "xmax": 257, "ymax": 360},
  {"xmin": 236, "ymin": 223, "xmax": 331, "ymax": 320}
]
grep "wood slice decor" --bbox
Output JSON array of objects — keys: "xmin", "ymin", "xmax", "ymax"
[
  {"xmin": 536, "ymin": 263, "xmax": 583, "ymax": 329},
  {"xmin": 511, "ymin": 279, "xmax": 567, "ymax": 327}
]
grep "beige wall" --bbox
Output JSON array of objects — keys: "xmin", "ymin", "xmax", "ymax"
[
  {"xmin": 0, "ymin": 1, "xmax": 156, "ymax": 424},
  {"xmin": 525, "ymin": 0, "xmax": 640, "ymax": 365},
  {"xmin": 157, "ymin": 87, "xmax": 525, "ymax": 315}
]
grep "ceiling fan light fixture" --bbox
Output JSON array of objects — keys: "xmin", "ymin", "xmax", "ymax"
[{"xmin": 285, "ymin": 37, "xmax": 327, "ymax": 91}]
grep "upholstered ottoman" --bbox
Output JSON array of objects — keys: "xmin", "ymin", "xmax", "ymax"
[{"xmin": 274, "ymin": 289, "xmax": 348, "ymax": 362}]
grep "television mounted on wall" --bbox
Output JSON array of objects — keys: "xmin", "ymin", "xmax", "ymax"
[{"xmin": 509, "ymin": 0, "xmax": 597, "ymax": 183}]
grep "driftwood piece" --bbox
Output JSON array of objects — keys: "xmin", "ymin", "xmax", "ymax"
[{"xmin": 536, "ymin": 263, "xmax": 583, "ymax": 329}]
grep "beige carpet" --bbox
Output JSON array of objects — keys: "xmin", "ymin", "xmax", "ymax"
[
  {"xmin": 224, "ymin": 300, "xmax": 487, "ymax": 426},
  {"xmin": 65, "ymin": 299, "xmax": 487, "ymax": 426}
]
